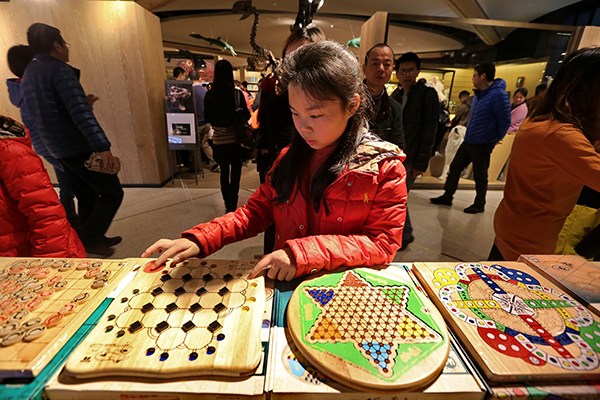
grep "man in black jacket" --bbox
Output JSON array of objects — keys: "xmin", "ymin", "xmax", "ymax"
[
  {"xmin": 21, "ymin": 23, "xmax": 123, "ymax": 257},
  {"xmin": 391, "ymin": 52, "xmax": 439, "ymax": 249},
  {"xmin": 362, "ymin": 44, "xmax": 405, "ymax": 151}
]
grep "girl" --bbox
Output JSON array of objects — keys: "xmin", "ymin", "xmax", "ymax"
[
  {"xmin": 143, "ymin": 41, "xmax": 408, "ymax": 281},
  {"xmin": 204, "ymin": 59, "xmax": 250, "ymax": 213},
  {"xmin": 508, "ymin": 87, "xmax": 528, "ymax": 133},
  {"xmin": 491, "ymin": 47, "xmax": 600, "ymax": 261}
]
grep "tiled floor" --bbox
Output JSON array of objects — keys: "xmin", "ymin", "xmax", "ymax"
[{"xmin": 106, "ymin": 163, "xmax": 503, "ymax": 264}]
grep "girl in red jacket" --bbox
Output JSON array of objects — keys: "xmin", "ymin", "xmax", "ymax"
[
  {"xmin": 0, "ymin": 115, "xmax": 85, "ymax": 257},
  {"xmin": 143, "ymin": 41, "xmax": 408, "ymax": 281}
]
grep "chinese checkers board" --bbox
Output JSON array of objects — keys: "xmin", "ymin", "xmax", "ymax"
[
  {"xmin": 63, "ymin": 258, "xmax": 265, "ymax": 379},
  {"xmin": 0, "ymin": 258, "xmax": 129, "ymax": 379},
  {"xmin": 413, "ymin": 262, "xmax": 600, "ymax": 383},
  {"xmin": 287, "ymin": 267, "xmax": 450, "ymax": 391}
]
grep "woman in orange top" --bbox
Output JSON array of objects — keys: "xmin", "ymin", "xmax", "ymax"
[{"xmin": 491, "ymin": 47, "xmax": 600, "ymax": 261}]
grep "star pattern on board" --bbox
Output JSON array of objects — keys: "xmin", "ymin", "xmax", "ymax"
[{"xmin": 304, "ymin": 270, "xmax": 441, "ymax": 377}]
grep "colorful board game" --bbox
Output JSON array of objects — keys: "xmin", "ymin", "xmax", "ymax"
[
  {"xmin": 0, "ymin": 257, "xmax": 130, "ymax": 379},
  {"xmin": 63, "ymin": 258, "xmax": 265, "ymax": 379},
  {"xmin": 413, "ymin": 262, "xmax": 600, "ymax": 382},
  {"xmin": 287, "ymin": 267, "xmax": 450, "ymax": 391}
]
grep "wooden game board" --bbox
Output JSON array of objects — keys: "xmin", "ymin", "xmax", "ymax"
[
  {"xmin": 63, "ymin": 258, "xmax": 265, "ymax": 379},
  {"xmin": 413, "ymin": 262, "xmax": 600, "ymax": 383},
  {"xmin": 287, "ymin": 267, "xmax": 450, "ymax": 391},
  {"xmin": 518, "ymin": 255, "xmax": 600, "ymax": 315},
  {"xmin": 0, "ymin": 257, "xmax": 130, "ymax": 379}
]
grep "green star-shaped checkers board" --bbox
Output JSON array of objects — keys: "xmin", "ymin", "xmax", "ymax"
[{"xmin": 287, "ymin": 267, "xmax": 449, "ymax": 391}]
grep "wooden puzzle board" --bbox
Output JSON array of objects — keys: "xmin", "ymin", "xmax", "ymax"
[
  {"xmin": 63, "ymin": 258, "xmax": 265, "ymax": 379},
  {"xmin": 413, "ymin": 262, "xmax": 600, "ymax": 383},
  {"xmin": 518, "ymin": 255, "xmax": 600, "ymax": 315},
  {"xmin": 0, "ymin": 257, "xmax": 130, "ymax": 379},
  {"xmin": 287, "ymin": 267, "xmax": 450, "ymax": 391}
]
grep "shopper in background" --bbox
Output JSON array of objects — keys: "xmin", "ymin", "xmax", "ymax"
[
  {"xmin": 21, "ymin": 22, "xmax": 123, "ymax": 257},
  {"xmin": 255, "ymin": 25, "xmax": 326, "ymax": 254},
  {"xmin": 526, "ymin": 83, "xmax": 547, "ymax": 117},
  {"xmin": 204, "ymin": 59, "xmax": 250, "ymax": 213},
  {"xmin": 430, "ymin": 62, "xmax": 510, "ymax": 214},
  {"xmin": 189, "ymin": 70, "xmax": 218, "ymax": 173},
  {"xmin": 391, "ymin": 52, "xmax": 439, "ymax": 249},
  {"xmin": 490, "ymin": 47, "xmax": 600, "ymax": 261},
  {"xmin": 0, "ymin": 115, "xmax": 85, "ymax": 258},
  {"xmin": 143, "ymin": 41, "xmax": 407, "ymax": 282},
  {"xmin": 508, "ymin": 87, "xmax": 528, "ymax": 133},
  {"xmin": 6, "ymin": 44, "xmax": 79, "ymax": 230},
  {"xmin": 362, "ymin": 43, "xmax": 405, "ymax": 151},
  {"xmin": 173, "ymin": 66, "xmax": 187, "ymax": 80},
  {"xmin": 450, "ymin": 90, "xmax": 472, "ymax": 129}
]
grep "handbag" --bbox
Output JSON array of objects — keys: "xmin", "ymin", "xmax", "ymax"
[
  {"xmin": 233, "ymin": 91, "xmax": 255, "ymax": 154},
  {"xmin": 84, "ymin": 152, "xmax": 122, "ymax": 175}
]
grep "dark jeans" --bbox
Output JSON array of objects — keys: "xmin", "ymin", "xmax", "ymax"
[
  {"xmin": 444, "ymin": 142, "xmax": 496, "ymax": 207},
  {"xmin": 44, "ymin": 154, "xmax": 78, "ymax": 232},
  {"xmin": 60, "ymin": 154, "xmax": 124, "ymax": 244},
  {"xmin": 213, "ymin": 143, "xmax": 244, "ymax": 212}
]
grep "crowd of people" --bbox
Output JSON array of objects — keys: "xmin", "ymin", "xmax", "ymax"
[{"xmin": 4, "ymin": 21, "xmax": 600, "ymax": 275}]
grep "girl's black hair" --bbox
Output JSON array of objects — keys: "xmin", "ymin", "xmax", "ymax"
[
  {"xmin": 270, "ymin": 40, "xmax": 367, "ymax": 212},
  {"xmin": 530, "ymin": 47, "xmax": 600, "ymax": 144},
  {"xmin": 210, "ymin": 59, "xmax": 237, "ymax": 118}
]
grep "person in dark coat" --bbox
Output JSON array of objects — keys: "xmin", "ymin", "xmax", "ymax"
[
  {"xmin": 20, "ymin": 23, "xmax": 123, "ymax": 256},
  {"xmin": 391, "ymin": 52, "xmax": 439, "ymax": 249},
  {"xmin": 362, "ymin": 43, "xmax": 405, "ymax": 151}
]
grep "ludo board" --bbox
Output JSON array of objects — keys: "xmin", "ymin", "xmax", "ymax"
[
  {"xmin": 413, "ymin": 262, "xmax": 600, "ymax": 382},
  {"xmin": 0, "ymin": 257, "xmax": 130, "ymax": 378},
  {"xmin": 63, "ymin": 258, "xmax": 265, "ymax": 379},
  {"xmin": 287, "ymin": 267, "xmax": 450, "ymax": 391}
]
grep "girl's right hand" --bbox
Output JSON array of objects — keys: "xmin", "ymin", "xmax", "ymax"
[{"xmin": 141, "ymin": 238, "xmax": 200, "ymax": 267}]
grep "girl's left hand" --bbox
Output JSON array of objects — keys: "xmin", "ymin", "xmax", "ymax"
[{"xmin": 248, "ymin": 248, "xmax": 297, "ymax": 281}]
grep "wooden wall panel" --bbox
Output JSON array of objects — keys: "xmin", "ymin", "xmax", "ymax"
[{"xmin": 0, "ymin": 0, "xmax": 169, "ymax": 185}]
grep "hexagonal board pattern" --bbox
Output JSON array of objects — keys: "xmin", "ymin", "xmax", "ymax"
[{"xmin": 63, "ymin": 259, "xmax": 264, "ymax": 379}]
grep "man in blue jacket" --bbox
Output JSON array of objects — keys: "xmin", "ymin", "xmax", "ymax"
[
  {"xmin": 430, "ymin": 63, "xmax": 510, "ymax": 214},
  {"xmin": 21, "ymin": 23, "xmax": 123, "ymax": 256}
]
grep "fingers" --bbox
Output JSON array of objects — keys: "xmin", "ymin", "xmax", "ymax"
[
  {"xmin": 248, "ymin": 256, "xmax": 272, "ymax": 279},
  {"xmin": 141, "ymin": 239, "xmax": 171, "ymax": 257},
  {"xmin": 141, "ymin": 239, "xmax": 198, "ymax": 267}
]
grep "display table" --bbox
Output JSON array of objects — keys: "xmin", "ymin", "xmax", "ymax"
[{"xmin": 0, "ymin": 257, "xmax": 599, "ymax": 399}]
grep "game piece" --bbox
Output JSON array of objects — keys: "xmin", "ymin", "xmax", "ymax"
[
  {"xmin": 63, "ymin": 259, "xmax": 265, "ymax": 379},
  {"xmin": 413, "ymin": 262, "xmax": 600, "ymax": 382},
  {"xmin": 0, "ymin": 257, "xmax": 129, "ymax": 378},
  {"xmin": 287, "ymin": 267, "xmax": 450, "ymax": 391}
]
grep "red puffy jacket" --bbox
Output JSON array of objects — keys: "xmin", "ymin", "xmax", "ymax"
[
  {"xmin": 183, "ymin": 133, "xmax": 407, "ymax": 277},
  {"xmin": 0, "ymin": 116, "xmax": 85, "ymax": 258}
]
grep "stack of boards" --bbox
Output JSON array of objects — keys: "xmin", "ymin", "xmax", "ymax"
[
  {"xmin": 0, "ymin": 258, "xmax": 129, "ymax": 378},
  {"xmin": 0, "ymin": 257, "xmax": 266, "ymax": 382}
]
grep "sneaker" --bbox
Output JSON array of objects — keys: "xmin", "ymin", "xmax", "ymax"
[
  {"xmin": 210, "ymin": 164, "xmax": 220, "ymax": 173},
  {"xmin": 430, "ymin": 195, "xmax": 453, "ymax": 206},
  {"xmin": 104, "ymin": 236, "xmax": 123, "ymax": 247},
  {"xmin": 84, "ymin": 241, "xmax": 115, "ymax": 257},
  {"xmin": 464, "ymin": 204, "xmax": 485, "ymax": 214}
]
